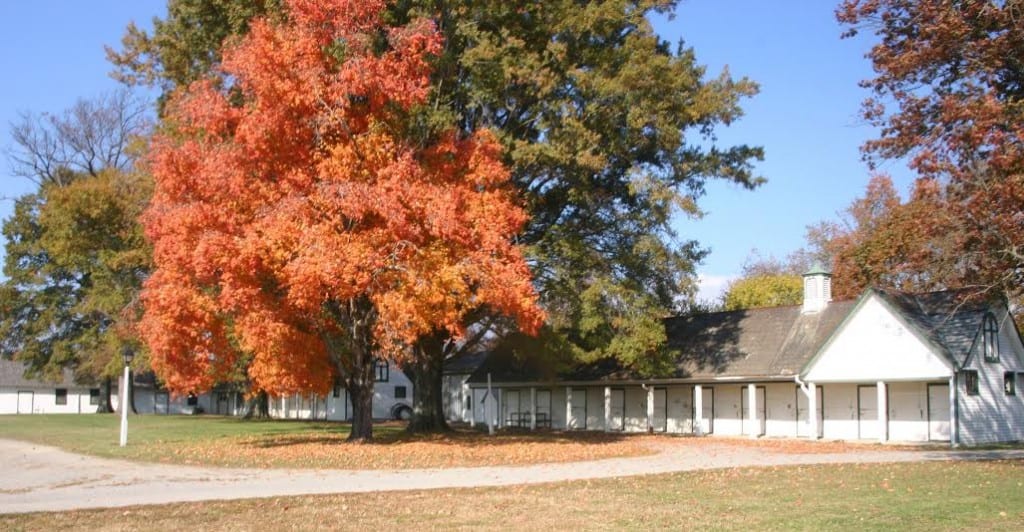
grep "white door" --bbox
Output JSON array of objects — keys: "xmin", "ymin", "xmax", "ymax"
[
  {"xmin": 155, "ymin": 392, "xmax": 169, "ymax": 415},
  {"xmin": 570, "ymin": 388, "xmax": 587, "ymax": 429},
  {"xmin": 858, "ymin": 385, "xmax": 879, "ymax": 440},
  {"xmin": 651, "ymin": 388, "xmax": 667, "ymax": 432},
  {"xmin": 16, "ymin": 391, "xmax": 33, "ymax": 414},
  {"xmin": 536, "ymin": 390, "xmax": 551, "ymax": 426},
  {"xmin": 698, "ymin": 387, "xmax": 714, "ymax": 434},
  {"xmin": 795, "ymin": 386, "xmax": 824, "ymax": 438},
  {"xmin": 740, "ymin": 386, "xmax": 767, "ymax": 436},
  {"xmin": 927, "ymin": 384, "xmax": 951, "ymax": 441},
  {"xmin": 609, "ymin": 389, "xmax": 625, "ymax": 431},
  {"xmin": 504, "ymin": 390, "xmax": 520, "ymax": 427},
  {"xmin": 472, "ymin": 388, "xmax": 489, "ymax": 424}
]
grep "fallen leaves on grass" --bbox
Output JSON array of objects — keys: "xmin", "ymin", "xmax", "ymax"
[{"xmin": 149, "ymin": 428, "xmax": 653, "ymax": 469}]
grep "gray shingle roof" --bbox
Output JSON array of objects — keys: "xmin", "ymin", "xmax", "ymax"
[
  {"xmin": 443, "ymin": 351, "xmax": 492, "ymax": 375},
  {"xmin": 664, "ymin": 300, "xmax": 856, "ymax": 379},
  {"xmin": 0, "ymin": 359, "xmax": 81, "ymax": 389},
  {"xmin": 465, "ymin": 287, "xmax": 993, "ymax": 385},
  {"xmin": 873, "ymin": 288, "xmax": 989, "ymax": 366}
]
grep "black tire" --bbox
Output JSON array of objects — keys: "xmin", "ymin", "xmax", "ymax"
[{"xmin": 393, "ymin": 405, "xmax": 412, "ymax": 421}]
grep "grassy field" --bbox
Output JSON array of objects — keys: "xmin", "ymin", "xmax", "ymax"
[
  {"xmin": 0, "ymin": 414, "xmax": 649, "ymax": 468},
  {"xmin": 2, "ymin": 460, "xmax": 1022, "ymax": 530}
]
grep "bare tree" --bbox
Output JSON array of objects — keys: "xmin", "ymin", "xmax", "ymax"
[{"xmin": 7, "ymin": 90, "xmax": 151, "ymax": 187}]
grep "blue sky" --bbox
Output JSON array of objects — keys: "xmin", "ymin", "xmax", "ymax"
[{"xmin": 0, "ymin": 1, "xmax": 914, "ymax": 302}]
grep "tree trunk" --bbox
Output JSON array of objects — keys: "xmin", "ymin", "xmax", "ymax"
[
  {"xmin": 243, "ymin": 390, "xmax": 270, "ymax": 420},
  {"xmin": 347, "ymin": 374, "xmax": 374, "ymax": 442},
  {"xmin": 96, "ymin": 375, "xmax": 114, "ymax": 413},
  {"xmin": 128, "ymin": 369, "xmax": 138, "ymax": 414},
  {"xmin": 406, "ymin": 335, "xmax": 450, "ymax": 433}
]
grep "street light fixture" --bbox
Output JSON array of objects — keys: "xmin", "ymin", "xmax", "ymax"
[{"xmin": 119, "ymin": 346, "xmax": 135, "ymax": 447}]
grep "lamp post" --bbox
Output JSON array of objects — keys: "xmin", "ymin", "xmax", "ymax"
[{"xmin": 119, "ymin": 346, "xmax": 135, "ymax": 447}]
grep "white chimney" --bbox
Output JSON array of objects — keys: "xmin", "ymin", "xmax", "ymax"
[{"xmin": 802, "ymin": 263, "xmax": 832, "ymax": 314}]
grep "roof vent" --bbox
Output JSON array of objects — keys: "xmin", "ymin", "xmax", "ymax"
[{"xmin": 802, "ymin": 262, "xmax": 832, "ymax": 314}]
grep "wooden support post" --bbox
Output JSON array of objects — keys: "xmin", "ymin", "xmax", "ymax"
[
  {"xmin": 877, "ymin": 381, "xmax": 888, "ymax": 443},
  {"xmin": 748, "ymin": 383, "xmax": 757, "ymax": 439},
  {"xmin": 604, "ymin": 386, "xmax": 611, "ymax": 432},
  {"xmin": 486, "ymin": 374, "xmax": 494, "ymax": 435},
  {"xmin": 808, "ymin": 382, "xmax": 818, "ymax": 439},
  {"xmin": 565, "ymin": 387, "xmax": 573, "ymax": 430},
  {"xmin": 694, "ymin": 385, "xmax": 704, "ymax": 436},
  {"xmin": 530, "ymin": 387, "xmax": 537, "ymax": 430},
  {"xmin": 646, "ymin": 385, "xmax": 654, "ymax": 432}
]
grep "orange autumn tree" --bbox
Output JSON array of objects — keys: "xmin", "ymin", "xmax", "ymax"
[{"xmin": 140, "ymin": 0, "xmax": 543, "ymax": 440}]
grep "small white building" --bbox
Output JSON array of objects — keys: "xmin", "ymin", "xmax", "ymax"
[
  {"xmin": 0, "ymin": 361, "xmax": 102, "ymax": 414},
  {"xmin": 267, "ymin": 360, "xmax": 414, "ymax": 421},
  {"xmin": 465, "ymin": 268, "xmax": 1024, "ymax": 446},
  {"xmin": 1, "ymin": 359, "xmax": 412, "ymax": 421}
]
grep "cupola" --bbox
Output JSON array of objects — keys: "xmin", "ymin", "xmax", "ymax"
[{"xmin": 802, "ymin": 262, "xmax": 832, "ymax": 314}]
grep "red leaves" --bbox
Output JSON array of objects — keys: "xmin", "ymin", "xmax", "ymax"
[{"xmin": 141, "ymin": 0, "xmax": 542, "ymax": 397}]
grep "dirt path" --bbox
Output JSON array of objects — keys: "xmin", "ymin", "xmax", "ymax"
[{"xmin": 2, "ymin": 437, "xmax": 1021, "ymax": 514}]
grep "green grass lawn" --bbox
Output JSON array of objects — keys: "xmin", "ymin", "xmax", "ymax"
[
  {"xmin": 0, "ymin": 414, "xmax": 385, "ymax": 462},
  {"xmin": 0, "ymin": 414, "xmax": 648, "ymax": 468},
  {"xmin": 2, "ymin": 460, "xmax": 1022, "ymax": 530}
]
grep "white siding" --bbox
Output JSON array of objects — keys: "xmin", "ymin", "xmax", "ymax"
[
  {"xmin": 804, "ymin": 295, "xmax": 953, "ymax": 382},
  {"xmin": 0, "ymin": 388, "xmax": 98, "ymax": 414},
  {"xmin": 956, "ymin": 306, "xmax": 1024, "ymax": 445}
]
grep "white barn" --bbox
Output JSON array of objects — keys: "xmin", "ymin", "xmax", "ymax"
[
  {"xmin": 1, "ymin": 359, "xmax": 413, "ymax": 421},
  {"xmin": 0, "ymin": 361, "xmax": 103, "ymax": 414},
  {"xmin": 268, "ymin": 360, "xmax": 414, "ymax": 421},
  {"xmin": 464, "ymin": 268, "xmax": 1024, "ymax": 446}
]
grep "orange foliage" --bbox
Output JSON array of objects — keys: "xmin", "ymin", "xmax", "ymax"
[{"xmin": 140, "ymin": 0, "xmax": 543, "ymax": 396}]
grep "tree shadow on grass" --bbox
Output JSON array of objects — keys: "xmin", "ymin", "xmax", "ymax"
[{"xmin": 243, "ymin": 426, "xmax": 632, "ymax": 449}]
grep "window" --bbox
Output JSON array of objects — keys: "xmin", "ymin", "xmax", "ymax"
[
  {"xmin": 333, "ymin": 378, "xmax": 343, "ymax": 398},
  {"xmin": 55, "ymin": 388, "xmax": 67, "ymax": 405},
  {"xmin": 374, "ymin": 359, "xmax": 389, "ymax": 382},
  {"xmin": 187, "ymin": 394, "xmax": 198, "ymax": 406},
  {"xmin": 983, "ymin": 313, "xmax": 999, "ymax": 362},
  {"xmin": 1005, "ymin": 372, "xmax": 1017, "ymax": 396},
  {"xmin": 963, "ymin": 370, "xmax": 980, "ymax": 396},
  {"xmin": 394, "ymin": 385, "xmax": 407, "ymax": 399},
  {"xmin": 89, "ymin": 388, "xmax": 100, "ymax": 405}
]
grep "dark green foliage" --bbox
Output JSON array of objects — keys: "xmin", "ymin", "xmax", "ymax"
[{"xmin": 0, "ymin": 171, "xmax": 151, "ymax": 386}]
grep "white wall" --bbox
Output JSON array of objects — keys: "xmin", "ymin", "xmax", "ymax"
[
  {"xmin": 0, "ymin": 388, "xmax": 99, "ymax": 414},
  {"xmin": 956, "ymin": 306, "xmax": 1024, "ymax": 445},
  {"xmin": 805, "ymin": 295, "xmax": 953, "ymax": 383}
]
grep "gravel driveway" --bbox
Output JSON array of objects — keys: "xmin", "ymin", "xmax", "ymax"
[{"xmin": 2, "ymin": 437, "xmax": 1021, "ymax": 514}]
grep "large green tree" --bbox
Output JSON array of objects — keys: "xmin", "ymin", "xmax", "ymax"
[
  {"xmin": 109, "ymin": 0, "xmax": 764, "ymax": 431},
  {"xmin": 0, "ymin": 170, "xmax": 151, "ymax": 412},
  {"xmin": 1, "ymin": 93, "xmax": 151, "ymax": 412}
]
